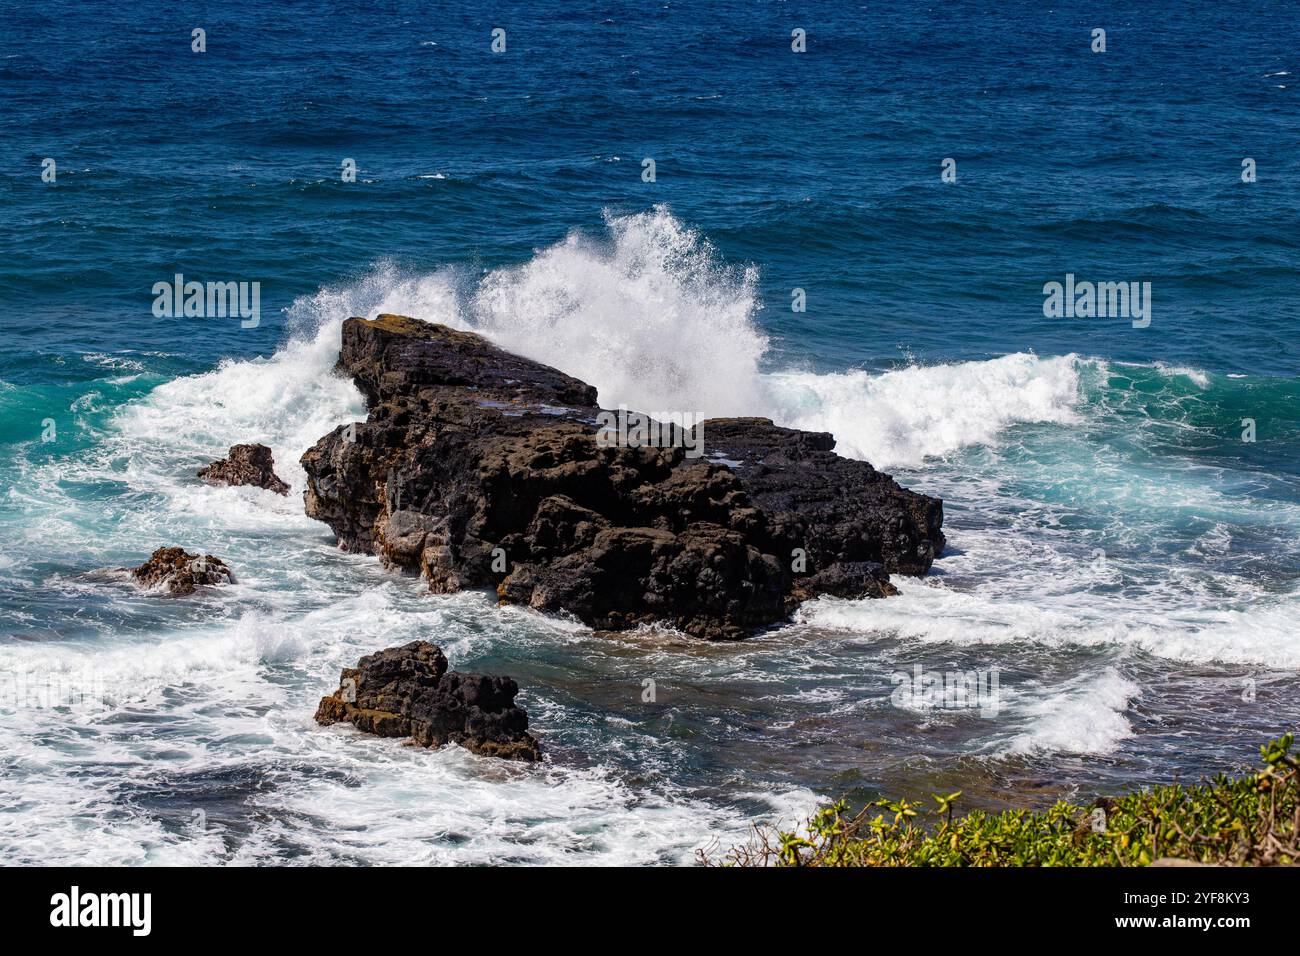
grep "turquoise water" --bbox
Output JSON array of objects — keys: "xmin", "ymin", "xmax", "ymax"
[{"xmin": 1, "ymin": 1, "xmax": 1298, "ymax": 864}]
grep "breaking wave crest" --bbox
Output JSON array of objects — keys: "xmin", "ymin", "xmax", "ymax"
[{"xmin": 138, "ymin": 207, "xmax": 1084, "ymax": 476}]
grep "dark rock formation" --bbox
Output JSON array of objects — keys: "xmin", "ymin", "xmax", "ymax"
[
  {"xmin": 314, "ymin": 640, "xmax": 541, "ymax": 762},
  {"xmin": 127, "ymin": 546, "xmax": 235, "ymax": 596},
  {"xmin": 302, "ymin": 314, "xmax": 945, "ymax": 639},
  {"xmin": 198, "ymin": 443, "xmax": 290, "ymax": 495}
]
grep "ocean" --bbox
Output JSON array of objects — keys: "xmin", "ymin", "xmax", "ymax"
[{"xmin": 1, "ymin": 0, "xmax": 1297, "ymax": 864}]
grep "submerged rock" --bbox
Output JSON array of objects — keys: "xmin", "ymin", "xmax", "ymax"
[
  {"xmin": 127, "ymin": 546, "xmax": 235, "ymax": 596},
  {"xmin": 314, "ymin": 640, "xmax": 541, "ymax": 762},
  {"xmin": 198, "ymin": 443, "xmax": 290, "ymax": 495},
  {"xmin": 302, "ymin": 314, "xmax": 945, "ymax": 639}
]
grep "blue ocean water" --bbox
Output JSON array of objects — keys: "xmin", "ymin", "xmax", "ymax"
[{"xmin": 1, "ymin": 0, "xmax": 1297, "ymax": 864}]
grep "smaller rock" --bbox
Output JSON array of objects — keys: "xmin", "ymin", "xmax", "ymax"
[
  {"xmin": 315, "ymin": 640, "xmax": 542, "ymax": 762},
  {"xmin": 127, "ymin": 547, "xmax": 235, "ymax": 596},
  {"xmin": 197, "ymin": 443, "xmax": 290, "ymax": 495}
]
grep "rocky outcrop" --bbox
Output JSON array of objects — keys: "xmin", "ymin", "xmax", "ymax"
[
  {"xmin": 198, "ymin": 443, "xmax": 290, "ymax": 495},
  {"xmin": 127, "ymin": 546, "xmax": 235, "ymax": 596},
  {"xmin": 314, "ymin": 641, "xmax": 541, "ymax": 762},
  {"xmin": 302, "ymin": 314, "xmax": 945, "ymax": 640}
]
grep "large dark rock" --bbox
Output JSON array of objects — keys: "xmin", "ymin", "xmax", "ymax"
[
  {"xmin": 126, "ymin": 546, "xmax": 235, "ymax": 596},
  {"xmin": 302, "ymin": 314, "xmax": 945, "ymax": 639},
  {"xmin": 198, "ymin": 443, "xmax": 290, "ymax": 495},
  {"xmin": 314, "ymin": 640, "xmax": 541, "ymax": 762}
]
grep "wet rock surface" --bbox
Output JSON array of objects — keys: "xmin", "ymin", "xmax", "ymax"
[
  {"xmin": 198, "ymin": 443, "xmax": 290, "ymax": 495},
  {"xmin": 126, "ymin": 546, "xmax": 235, "ymax": 596},
  {"xmin": 314, "ymin": 640, "xmax": 541, "ymax": 762},
  {"xmin": 302, "ymin": 314, "xmax": 945, "ymax": 639}
]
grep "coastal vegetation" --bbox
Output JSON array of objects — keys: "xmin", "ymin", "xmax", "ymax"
[{"xmin": 707, "ymin": 735, "xmax": 1299, "ymax": 867}]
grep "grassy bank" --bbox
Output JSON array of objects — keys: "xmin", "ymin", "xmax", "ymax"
[{"xmin": 706, "ymin": 735, "xmax": 1299, "ymax": 867}]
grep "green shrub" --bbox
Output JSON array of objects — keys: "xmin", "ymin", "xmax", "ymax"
[{"xmin": 704, "ymin": 734, "xmax": 1300, "ymax": 867}]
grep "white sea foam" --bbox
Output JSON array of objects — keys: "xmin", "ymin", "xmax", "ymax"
[
  {"xmin": 1003, "ymin": 669, "xmax": 1140, "ymax": 756},
  {"xmin": 469, "ymin": 206, "xmax": 768, "ymax": 416},
  {"xmin": 800, "ymin": 577, "xmax": 1300, "ymax": 669},
  {"xmin": 104, "ymin": 208, "xmax": 1085, "ymax": 484},
  {"xmin": 0, "ymin": 583, "xmax": 816, "ymax": 865},
  {"xmin": 5, "ymin": 207, "xmax": 1295, "ymax": 861},
  {"xmin": 93, "ymin": 208, "xmax": 1300, "ymax": 697},
  {"xmin": 765, "ymin": 353, "xmax": 1082, "ymax": 468}
]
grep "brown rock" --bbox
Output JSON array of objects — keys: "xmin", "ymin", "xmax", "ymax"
[
  {"xmin": 198, "ymin": 443, "xmax": 290, "ymax": 495},
  {"xmin": 126, "ymin": 546, "xmax": 234, "ymax": 596},
  {"xmin": 315, "ymin": 641, "xmax": 541, "ymax": 762}
]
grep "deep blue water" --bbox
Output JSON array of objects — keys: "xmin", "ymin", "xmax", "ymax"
[
  {"xmin": 5, "ymin": 0, "xmax": 1298, "ymax": 377},
  {"xmin": 0, "ymin": 1, "xmax": 1297, "ymax": 864}
]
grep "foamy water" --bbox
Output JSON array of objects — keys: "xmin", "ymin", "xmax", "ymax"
[{"xmin": 2, "ymin": 209, "xmax": 1297, "ymax": 864}]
